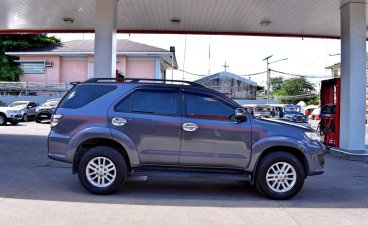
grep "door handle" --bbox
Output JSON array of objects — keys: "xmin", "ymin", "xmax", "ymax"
[
  {"xmin": 112, "ymin": 117, "xmax": 127, "ymax": 126},
  {"xmin": 182, "ymin": 123, "xmax": 198, "ymax": 132}
]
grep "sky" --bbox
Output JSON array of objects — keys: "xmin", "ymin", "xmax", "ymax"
[{"xmin": 50, "ymin": 33, "xmax": 342, "ymax": 88}]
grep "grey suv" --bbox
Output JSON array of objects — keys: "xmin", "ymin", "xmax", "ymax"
[{"xmin": 48, "ymin": 78, "xmax": 325, "ymax": 199}]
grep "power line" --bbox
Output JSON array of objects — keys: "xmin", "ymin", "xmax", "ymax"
[
  {"xmin": 177, "ymin": 68, "xmax": 267, "ymax": 77},
  {"xmin": 278, "ymin": 93, "xmax": 318, "ymax": 100},
  {"xmin": 238, "ymin": 71, "xmax": 267, "ymax": 76},
  {"xmin": 177, "ymin": 69, "xmax": 207, "ymax": 77},
  {"xmin": 178, "ymin": 69, "xmax": 267, "ymax": 77},
  {"xmin": 270, "ymin": 69, "xmax": 329, "ymax": 78}
]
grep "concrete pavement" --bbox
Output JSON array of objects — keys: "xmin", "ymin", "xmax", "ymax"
[{"xmin": 0, "ymin": 122, "xmax": 368, "ymax": 225}]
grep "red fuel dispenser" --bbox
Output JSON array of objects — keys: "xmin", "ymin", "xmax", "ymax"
[{"xmin": 318, "ymin": 78, "xmax": 340, "ymax": 147}]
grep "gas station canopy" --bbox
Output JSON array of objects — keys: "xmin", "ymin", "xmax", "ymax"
[{"xmin": 0, "ymin": 0, "xmax": 366, "ymax": 38}]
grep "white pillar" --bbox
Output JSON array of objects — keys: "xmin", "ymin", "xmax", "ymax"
[
  {"xmin": 339, "ymin": 1, "xmax": 366, "ymax": 151},
  {"xmin": 93, "ymin": 0, "xmax": 117, "ymax": 78}
]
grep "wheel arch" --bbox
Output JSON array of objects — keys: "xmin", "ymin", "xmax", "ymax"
[
  {"xmin": 73, "ymin": 138, "xmax": 131, "ymax": 174},
  {"xmin": 252, "ymin": 146, "xmax": 308, "ymax": 182},
  {"xmin": 249, "ymin": 136, "xmax": 310, "ymax": 184}
]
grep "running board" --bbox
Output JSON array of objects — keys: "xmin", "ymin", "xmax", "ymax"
[{"xmin": 130, "ymin": 169, "xmax": 251, "ymax": 181}]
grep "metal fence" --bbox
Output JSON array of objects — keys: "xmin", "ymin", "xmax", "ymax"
[{"xmin": 0, "ymin": 82, "xmax": 73, "ymax": 95}]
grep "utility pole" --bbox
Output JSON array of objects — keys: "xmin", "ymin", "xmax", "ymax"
[
  {"xmin": 263, "ymin": 55, "xmax": 273, "ymax": 103},
  {"xmin": 263, "ymin": 55, "xmax": 288, "ymax": 103}
]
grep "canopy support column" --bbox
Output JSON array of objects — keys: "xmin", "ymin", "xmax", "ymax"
[
  {"xmin": 93, "ymin": 0, "xmax": 117, "ymax": 78},
  {"xmin": 332, "ymin": 1, "xmax": 368, "ymax": 161}
]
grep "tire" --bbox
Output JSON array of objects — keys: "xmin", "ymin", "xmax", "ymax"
[
  {"xmin": 78, "ymin": 146, "xmax": 127, "ymax": 195},
  {"xmin": 22, "ymin": 114, "xmax": 28, "ymax": 122},
  {"xmin": 255, "ymin": 151, "xmax": 305, "ymax": 200},
  {"xmin": 35, "ymin": 117, "xmax": 41, "ymax": 123},
  {"xmin": 10, "ymin": 121, "xmax": 19, "ymax": 125},
  {"xmin": 0, "ymin": 113, "xmax": 6, "ymax": 125}
]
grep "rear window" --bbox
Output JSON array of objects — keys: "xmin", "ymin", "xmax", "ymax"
[{"xmin": 59, "ymin": 85, "xmax": 116, "ymax": 109}]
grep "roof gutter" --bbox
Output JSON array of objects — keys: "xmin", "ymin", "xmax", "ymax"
[
  {"xmin": 14, "ymin": 59, "xmax": 47, "ymax": 63},
  {"xmin": 5, "ymin": 51, "xmax": 174, "ymax": 56}
]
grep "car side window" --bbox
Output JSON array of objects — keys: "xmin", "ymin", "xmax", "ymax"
[
  {"xmin": 183, "ymin": 92, "xmax": 235, "ymax": 121},
  {"xmin": 115, "ymin": 89, "xmax": 177, "ymax": 116}
]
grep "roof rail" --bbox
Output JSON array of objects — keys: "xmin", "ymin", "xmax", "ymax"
[{"xmin": 84, "ymin": 78, "xmax": 205, "ymax": 88}]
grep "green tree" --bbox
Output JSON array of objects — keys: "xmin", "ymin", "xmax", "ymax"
[
  {"xmin": 270, "ymin": 76, "xmax": 284, "ymax": 92},
  {"xmin": 0, "ymin": 34, "xmax": 60, "ymax": 81},
  {"xmin": 282, "ymin": 77, "xmax": 315, "ymax": 96},
  {"xmin": 273, "ymin": 77, "xmax": 317, "ymax": 104}
]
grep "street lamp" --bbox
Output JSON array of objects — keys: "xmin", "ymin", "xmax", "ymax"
[{"xmin": 263, "ymin": 55, "xmax": 288, "ymax": 103}]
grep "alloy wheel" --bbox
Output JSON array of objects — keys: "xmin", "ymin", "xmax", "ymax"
[
  {"xmin": 266, "ymin": 162, "xmax": 297, "ymax": 193},
  {"xmin": 85, "ymin": 157, "xmax": 117, "ymax": 188}
]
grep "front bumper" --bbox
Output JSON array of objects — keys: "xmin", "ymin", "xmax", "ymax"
[
  {"xmin": 7, "ymin": 113, "xmax": 22, "ymax": 121},
  {"xmin": 36, "ymin": 112, "xmax": 52, "ymax": 120},
  {"xmin": 306, "ymin": 141, "xmax": 325, "ymax": 176}
]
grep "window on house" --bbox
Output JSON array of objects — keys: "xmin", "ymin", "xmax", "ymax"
[{"xmin": 20, "ymin": 63, "xmax": 45, "ymax": 74}]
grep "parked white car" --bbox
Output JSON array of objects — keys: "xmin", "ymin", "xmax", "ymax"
[
  {"xmin": 0, "ymin": 106, "xmax": 23, "ymax": 125},
  {"xmin": 8, "ymin": 101, "xmax": 38, "ymax": 121}
]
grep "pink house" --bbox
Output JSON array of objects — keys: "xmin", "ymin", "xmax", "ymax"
[{"xmin": 6, "ymin": 40, "xmax": 177, "ymax": 84}]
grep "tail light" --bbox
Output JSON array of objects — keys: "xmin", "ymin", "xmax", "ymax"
[{"xmin": 50, "ymin": 114, "xmax": 62, "ymax": 127}]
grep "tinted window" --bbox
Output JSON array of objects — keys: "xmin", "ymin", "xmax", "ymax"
[
  {"xmin": 184, "ymin": 92, "xmax": 234, "ymax": 120},
  {"xmin": 29, "ymin": 102, "xmax": 37, "ymax": 107},
  {"xmin": 116, "ymin": 89, "xmax": 177, "ymax": 116},
  {"xmin": 59, "ymin": 85, "xmax": 116, "ymax": 109}
]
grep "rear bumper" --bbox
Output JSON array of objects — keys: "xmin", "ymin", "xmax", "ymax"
[{"xmin": 48, "ymin": 130, "xmax": 74, "ymax": 164}]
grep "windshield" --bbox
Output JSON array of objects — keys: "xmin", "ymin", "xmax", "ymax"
[
  {"xmin": 285, "ymin": 107, "xmax": 300, "ymax": 113},
  {"xmin": 255, "ymin": 107, "xmax": 271, "ymax": 112},
  {"xmin": 42, "ymin": 101, "xmax": 59, "ymax": 107},
  {"xmin": 9, "ymin": 102, "xmax": 27, "ymax": 107}
]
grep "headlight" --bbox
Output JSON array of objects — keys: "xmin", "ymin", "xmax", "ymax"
[
  {"xmin": 35, "ymin": 107, "xmax": 40, "ymax": 112},
  {"xmin": 304, "ymin": 131, "xmax": 321, "ymax": 141}
]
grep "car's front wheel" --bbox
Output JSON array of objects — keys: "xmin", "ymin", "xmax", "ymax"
[
  {"xmin": 255, "ymin": 151, "xmax": 305, "ymax": 200},
  {"xmin": 22, "ymin": 114, "xmax": 27, "ymax": 122},
  {"xmin": 78, "ymin": 146, "xmax": 127, "ymax": 194},
  {"xmin": 35, "ymin": 116, "xmax": 41, "ymax": 123}
]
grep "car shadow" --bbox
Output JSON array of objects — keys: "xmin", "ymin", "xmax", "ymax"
[{"xmin": 1, "ymin": 133, "xmax": 368, "ymax": 208}]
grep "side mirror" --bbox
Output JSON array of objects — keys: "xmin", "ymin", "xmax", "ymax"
[{"xmin": 235, "ymin": 108, "xmax": 247, "ymax": 123}]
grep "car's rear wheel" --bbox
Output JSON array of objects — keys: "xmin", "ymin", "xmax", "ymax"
[
  {"xmin": 255, "ymin": 151, "xmax": 305, "ymax": 200},
  {"xmin": 0, "ymin": 113, "xmax": 7, "ymax": 125},
  {"xmin": 78, "ymin": 146, "xmax": 127, "ymax": 194}
]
